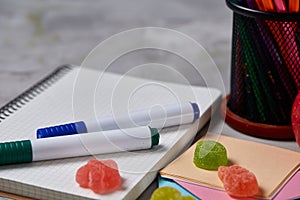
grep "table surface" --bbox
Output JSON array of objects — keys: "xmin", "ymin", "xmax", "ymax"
[{"xmin": 0, "ymin": 0, "xmax": 299, "ymax": 199}]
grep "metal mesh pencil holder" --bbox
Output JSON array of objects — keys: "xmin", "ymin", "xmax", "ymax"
[{"xmin": 222, "ymin": 0, "xmax": 300, "ymax": 139}]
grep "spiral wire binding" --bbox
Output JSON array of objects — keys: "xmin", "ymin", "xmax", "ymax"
[{"xmin": 0, "ymin": 65, "xmax": 74, "ymax": 123}]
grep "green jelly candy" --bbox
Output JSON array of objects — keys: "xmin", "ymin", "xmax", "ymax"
[
  {"xmin": 193, "ymin": 140, "xmax": 227, "ymax": 170},
  {"xmin": 150, "ymin": 187, "xmax": 181, "ymax": 200},
  {"xmin": 150, "ymin": 186, "xmax": 195, "ymax": 200}
]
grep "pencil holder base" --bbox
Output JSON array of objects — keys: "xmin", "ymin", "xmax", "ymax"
[{"xmin": 221, "ymin": 95, "xmax": 295, "ymax": 140}]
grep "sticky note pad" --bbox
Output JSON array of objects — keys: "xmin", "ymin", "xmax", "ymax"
[
  {"xmin": 173, "ymin": 170, "xmax": 300, "ymax": 200},
  {"xmin": 160, "ymin": 134, "xmax": 300, "ymax": 199}
]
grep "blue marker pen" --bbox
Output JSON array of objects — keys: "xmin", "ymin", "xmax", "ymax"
[
  {"xmin": 37, "ymin": 102, "xmax": 200, "ymax": 138},
  {"xmin": 0, "ymin": 126, "xmax": 159, "ymax": 165}
]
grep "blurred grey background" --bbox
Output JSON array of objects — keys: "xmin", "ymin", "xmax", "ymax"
[{"xmin": 0, "ymin": 0, "xmax": 232, "ymax": 107}]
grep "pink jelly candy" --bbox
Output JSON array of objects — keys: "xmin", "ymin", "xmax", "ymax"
[
  {"xmin": 76, "ymin": 159, "xmax": 122, "ymax": 194},
  {"xmin": 218, "ymin": 165, "xmax": 259, "ymax": 197},
  {"xmin": 76, "ymin": 163, "xmax": 90, "ymax": 188}
]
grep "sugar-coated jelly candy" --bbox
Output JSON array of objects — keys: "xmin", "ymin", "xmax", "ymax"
[
  {"xmin": 150, "ymin": 186, "xmax": 195, "ymax": 200},
  {"xmin": 292, "ymin": 92, "xmax": 300, "ymax": 146},
  {"xmin": 218, "ymin": 165, "xmax": 259, "ymax": 197},
  {"xmin": 193, "ymin": 140, "xmax": 227, "ymax": 170},
  {"xmin": 76, "ymin": 163, "xmax": 90, "ymax": 188},
  {"xmin": 75, "ymin": 159, "xmax": 121, "ymax": 194}
]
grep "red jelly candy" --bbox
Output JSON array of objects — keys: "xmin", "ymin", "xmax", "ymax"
[
  {"xmin": 76, "ymin": 164, "xmax": 90, "ymax": 188},
  {"xmin": 75, "ymin": 159, "xmax": 122, "ymax": 194},
  {"xmin": 218, "ymin": 165, "xmax": 259, "ymax": 197},
  {"xmin": 292, "ymin": 92, "xmax": 300, "ymax": 146}
]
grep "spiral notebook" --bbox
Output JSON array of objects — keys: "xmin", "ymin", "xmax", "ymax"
[{"xmin": 0, "ymin": 65, "xmax": 221, "ymax": 200}]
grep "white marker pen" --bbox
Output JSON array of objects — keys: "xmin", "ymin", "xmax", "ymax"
[
  {"xmin": 37, "ymin": 102, "xmax": 200, "ymax": 138},
  {"xmin": 0, "ymin": 126, "xmax": 159, "ymax": 165}
]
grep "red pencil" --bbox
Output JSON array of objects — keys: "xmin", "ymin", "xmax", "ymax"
[
  {"xmin": 256, "ymin": 0, "xmax": 266, "ymax": 10},
  {"xmin": 289, "ymin": 0, "xmax": 299, "ymax": 12},
  {"xmin": 255, "ymin": 0, "xmax": 275, "ymax": 11},
  {"xmin": 262, "ymin": 0, "xmax": 276, "ymax": 11}
]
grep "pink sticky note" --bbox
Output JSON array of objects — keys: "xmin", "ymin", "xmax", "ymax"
[
  {"xmin": 175, "ymin": 179, "xmax": 255, "ymax": 200},
  {"xmin": 273, "ymin": 170, "xmax": 300, "ymax": 200},
  {"xmin": 175, "ymin": 171, "xmax": 300, "ymax": 200}
]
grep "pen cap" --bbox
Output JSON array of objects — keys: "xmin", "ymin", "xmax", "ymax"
[
  {"xmin": 191, "ymin": 102, "xmax": 200, "ymax": 122},
  {"xmin": 0, "ymin": 140, "xmax": 32, "ymax": 165},
  {"xmin": 150, "ymin": 127, "xmax": 159, "ymax": 147},
  {"xmin": 36, "ymin": 121, "xmax": 88, "ymax": 138}
]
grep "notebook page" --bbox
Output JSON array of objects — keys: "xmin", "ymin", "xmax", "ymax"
[{"xmin": 0, "ymin": 66, "xmax": 221, "ymax": 199}]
